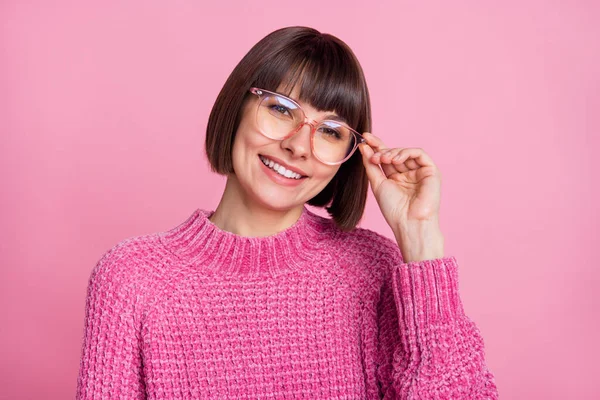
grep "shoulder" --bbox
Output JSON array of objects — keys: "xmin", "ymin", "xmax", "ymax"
[
  {"xmin": 87, "ymin": 233, "xmax": 166, "ymax": 298},
  {"xmin": 320, "ymin": 221, "xmax": 405, "ymax": 288},
  {"xmin": 306, "ymin": 209, "xmax": 402, "ymax": 262},
  {"xmin": 332, "ymin": 226, "xmax": 404, "ymax": 265}
]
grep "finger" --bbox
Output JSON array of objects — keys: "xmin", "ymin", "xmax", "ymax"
[
  {"xmin": 365, "ymin": 134, "xmax": 418, "ymax": 177},
  {"xmin": 397, "ymin": 153, "xmax": 420, "ymax": 170},
  {"xmin": 385, "ymin": 149, "xmax": 411, "ymax": 173},
  {"xmin": 405, "ymin": 159, "xmax": 419, "ymax": 169},
  {"xmin": 377, "ymin": 147, "xmax": 438, "ymax": 177},
  {"xmin": 392, "ymin": 148, "xmax": 436, "ymax": 168},
  {"xmin": 363, "ymin": 132, "xmax": 389, "ymax": 152},
  {"xmin": 374, "ymin": 148, "xmax": 410, "ymax": 175},
  {"xmin": 376, "ymin": 148, "xmax": 403, "ymax": 162},
  {"xmin": 363, "ymin": 132, "xmax": 394, "ymax": 174},
  {"xmin": 374, "ymin": 148, "xmax": 402, "ymax": 161},
  {"xmin": 384, "ymin": 149, "xmax": 410, "ymax": 172},
  {"xmin": 358, "ymin": 142, "xmax": 386, "ymax": 190},
  {"xmin": 390, "ymin": 150, "xmax": 415, "ymax": 172}
]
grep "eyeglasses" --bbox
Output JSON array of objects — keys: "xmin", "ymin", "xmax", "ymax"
[{"xmin": 249, "ymin": 87, "xmax": 365, "ymax": 165}]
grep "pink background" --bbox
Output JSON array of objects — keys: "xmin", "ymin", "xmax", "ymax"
[{"xmin": 1, "ymin": 1, "xmax": 598, "ymax": 399}]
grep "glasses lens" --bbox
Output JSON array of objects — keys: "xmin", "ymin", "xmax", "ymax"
[
  {"xmin": 314, "ymin": 120, "xmax": 356, "ymax": 163},
  {"xmin": 257, "ymin": 94, "xmax": 302, "ymax": 139},
  {"xmin": 256, "ymin": 92, "xmax": 357, "ymax": 164}
]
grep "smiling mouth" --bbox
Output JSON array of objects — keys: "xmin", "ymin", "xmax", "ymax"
[{"xmin": 258, "ymin": 155, "xmax": 308, "ymax": 180}]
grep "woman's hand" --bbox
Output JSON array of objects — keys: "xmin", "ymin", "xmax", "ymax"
[{"xmin": 358, "ymin": 132, "xmax": 445, "ymax": 262}]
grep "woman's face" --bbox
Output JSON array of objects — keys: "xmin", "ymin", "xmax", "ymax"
[{"xmin": 230, "ymin": 83, "xmax": 342, "ymax": 211}]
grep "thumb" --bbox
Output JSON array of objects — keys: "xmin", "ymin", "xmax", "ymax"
[{"xmin": 358, "ymin": 142, "xmax": 386, "ymax": 191}]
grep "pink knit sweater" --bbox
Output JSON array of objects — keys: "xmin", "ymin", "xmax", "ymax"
[{"xmin": 76, "ymin": 205, "xmax": 499, "ymax": 399}]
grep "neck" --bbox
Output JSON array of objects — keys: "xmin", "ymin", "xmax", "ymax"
[{"xmin": 209, "ymin": 174, "xmax": 305, "ymax": 238}]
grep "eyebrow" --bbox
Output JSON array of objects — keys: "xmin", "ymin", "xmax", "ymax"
[{"xmin": 323, "ymin": 114, "xmax": 349, "ymax": 125}]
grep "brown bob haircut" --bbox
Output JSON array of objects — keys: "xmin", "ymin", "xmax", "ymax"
[{"xmin": 205, "ymin": 26, "xmax": 372, "ymax": 232}]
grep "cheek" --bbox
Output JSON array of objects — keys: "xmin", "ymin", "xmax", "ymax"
[
  {"xmin": 311, "ymin": 165, "xmax": 341, "ymax": 189},
  {"xmin": 231, "ymin": 122, "xmax": 270, "ymax": 164}
]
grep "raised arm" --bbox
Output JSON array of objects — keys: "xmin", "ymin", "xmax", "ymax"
[
  {"xmin": 375, "ymin": 254, "xmax": 499, "ymax": 399},
  {"xmin": 76, "ymin": 245, "xmax": 146, "ymax": 399}
]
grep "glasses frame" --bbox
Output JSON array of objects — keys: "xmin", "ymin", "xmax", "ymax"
[{"xmin": 249, "ymin": 87, "xmax": 366, "ymax": 165}]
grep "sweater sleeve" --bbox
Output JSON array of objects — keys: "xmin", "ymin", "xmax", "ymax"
[
  {"xmin": 76, "ymin": 246, "xmax": 146, "ymax": 399},
  {"xmin": 375, "ymin": 254, "xmax": 499, "ymax": 399}
]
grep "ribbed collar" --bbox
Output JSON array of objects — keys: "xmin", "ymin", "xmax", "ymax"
[{"xmin": 158, "ymin": 205, "xmax": 333, "ymax": 278}]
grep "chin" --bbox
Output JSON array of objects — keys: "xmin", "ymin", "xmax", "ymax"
[{"xmin": 251, "ymin": 189, "xmax": 305, "ymax": 212}]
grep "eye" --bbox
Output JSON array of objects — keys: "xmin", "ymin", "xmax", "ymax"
[
  {"xmin": 269, "ymin": 104, "xmax": 291, "ymax": 116},
  {"xmin": 319, "ymin": 127, "xmax": 342, "ymax": 139}
]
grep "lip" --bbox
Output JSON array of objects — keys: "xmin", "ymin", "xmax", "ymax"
[
  {"xmin": 258, "ymin": 154, "xmax": 308, "ymax": 177},
  {"xmin": 258, "ymin": 155, "xmax": 307, "ymax": 187}
]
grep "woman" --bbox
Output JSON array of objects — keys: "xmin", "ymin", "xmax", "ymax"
[{"xmin": 76, "ymin": 26, "xmax": 499, "ymax": 399}]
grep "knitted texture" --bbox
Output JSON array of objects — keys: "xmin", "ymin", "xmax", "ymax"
[{"xmin": 76, "ymin": 205, "xmax": 499, "ymax": 399}]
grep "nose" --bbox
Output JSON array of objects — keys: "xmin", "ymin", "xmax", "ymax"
[{"xmin": 280, "ymin": 120, "xmax": 314, "ymax": 160}]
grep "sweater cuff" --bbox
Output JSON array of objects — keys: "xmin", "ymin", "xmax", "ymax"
[{"xmin": 392, "ymin": 255, "xmax": 465, "ymax": 325}]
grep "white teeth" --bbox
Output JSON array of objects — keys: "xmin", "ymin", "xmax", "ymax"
[{"xmin": 260, "ymin": 156, "xmax": 303, "ymax": 180}]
